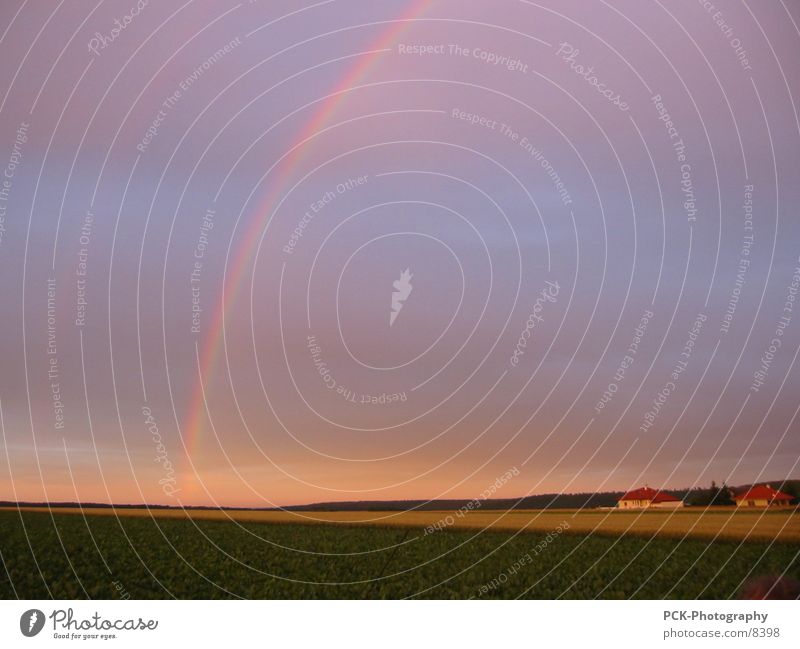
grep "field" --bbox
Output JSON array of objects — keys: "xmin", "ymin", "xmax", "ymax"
[
  {"xmin": 1, "ymin": 508, "xmax": 798, "ymax": 599},
  {"xmin": 6, "ymin": 505, "xmax": 797, "ymax": 542}
]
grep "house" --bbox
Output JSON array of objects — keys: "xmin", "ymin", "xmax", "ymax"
[
  {"xmin": 733, "ymin": 484, "xmax": 793, "ymax": 507},
  {"xmin": 617, "ymin": 486, "xmax": 683, "ymax": 509}
]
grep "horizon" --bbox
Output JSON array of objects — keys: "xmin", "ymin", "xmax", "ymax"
[{"xmin": 4, "ymin": 474, "xmax": 797, "ymax": 511}]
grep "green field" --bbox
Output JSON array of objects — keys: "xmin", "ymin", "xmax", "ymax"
[{"xmin": 1, "ymin": 510, "xmax": 798, "ymax": 599}]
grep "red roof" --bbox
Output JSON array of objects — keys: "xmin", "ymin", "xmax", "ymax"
[
  {"xmin": 619, "ymin": 486, "xmax": 680, "ymax": 503},
  {"xmin": 734, "ymin": 485, "xmax": 793, "ymax": 502}
]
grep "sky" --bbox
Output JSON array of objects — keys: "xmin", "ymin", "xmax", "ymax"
[{"xmin": 0, "ymin": 0, "xmax": 798, "ymax": 507}]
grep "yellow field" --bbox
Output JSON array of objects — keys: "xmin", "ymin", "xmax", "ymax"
[{"xmin": 5, "ymin": 505, "xmax": 799, "ymax": 542}]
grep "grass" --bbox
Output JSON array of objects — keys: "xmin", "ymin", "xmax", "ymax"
[{"xmin": 1, "ymin": 509, "xmax": 798, "ymax": 599}]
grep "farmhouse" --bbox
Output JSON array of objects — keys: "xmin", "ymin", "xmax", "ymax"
[
  {"xmin": 617, "ymin": 486, "xmax": 683, "ymax": 509},
  {"xmin": 733, "ymin": 484, "xmax": 793, "ymax": 507}
]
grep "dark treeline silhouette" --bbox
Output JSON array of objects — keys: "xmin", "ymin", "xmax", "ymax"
[
  {"xmin": 3, "ymin": 479, "xmax": 797, "ymax": 512},
  {"xmin": 285, "ymin": 492, "xmax": 624, "ymax": 511}
]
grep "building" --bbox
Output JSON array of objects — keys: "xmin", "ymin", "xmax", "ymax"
[
  {"xmin": 733, "ymin": 484, "xmax": 793, "ymax": 507},
  {"xmin": 617, "ymin": 486, "xmax": 683, "ymax": 509}
]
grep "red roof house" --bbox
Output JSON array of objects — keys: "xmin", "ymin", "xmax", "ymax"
[
  {"xmin": 617, "ymin": 486, "xmax": 683, "ymax": 509},
  {"xmin": 734, "ymin": 484, "xmax": 793, "ymax": 507}
]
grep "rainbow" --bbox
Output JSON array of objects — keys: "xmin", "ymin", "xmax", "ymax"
[{"xmin": 182, "ymin": 1, "xmax": 434, "ymax": 477}]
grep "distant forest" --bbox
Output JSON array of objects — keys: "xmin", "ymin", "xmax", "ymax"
[
  {"xmin": 284, "ymin": 479, "xmax": 800, "ymax": 511},
  {"xmin": 5, "ymin": 479, "xmax": 796, "ymax": 512}
]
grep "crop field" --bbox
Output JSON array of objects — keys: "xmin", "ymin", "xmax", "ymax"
[
  {"xmin": 1, "ymin": 509, "xmax": 798, "ymax": 599},
  {"xmin": 6, "ymin": 506, "xmax": 798, "ymax": 542}
]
